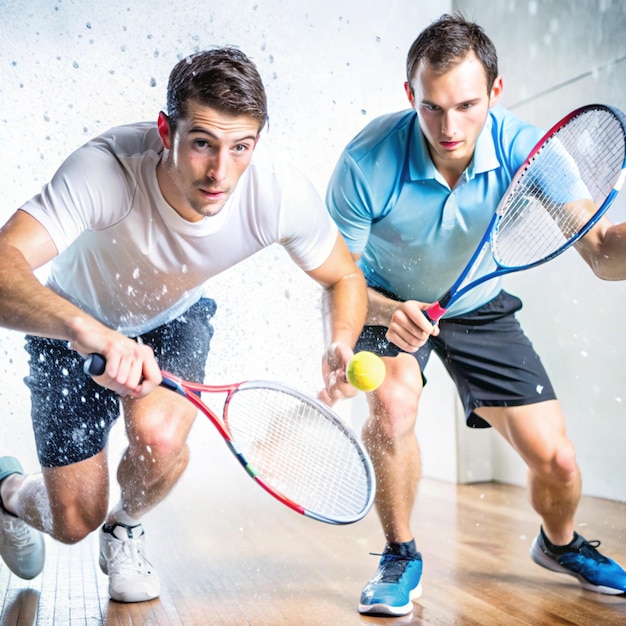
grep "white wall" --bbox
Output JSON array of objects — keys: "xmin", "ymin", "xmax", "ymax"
[
  {"xmin": 4, "ymin": 1, "xmax": 624, "ymax": 504},
  {"xmin": 0, "ymin": 1, "xmax": 456, "ymax": 477}
]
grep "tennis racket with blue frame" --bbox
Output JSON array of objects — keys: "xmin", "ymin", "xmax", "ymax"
[{"xmin": 426, "ymin": 104, "xmax": 626, "ymax": 322}]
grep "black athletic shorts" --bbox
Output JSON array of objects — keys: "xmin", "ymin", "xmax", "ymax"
[
  {"xmin": 355, "ymin": 290, "xmax": 556, "ymax": 428},
  {"xmin": 24, "ymin": 297, "xmax": 217, "ymax": 468}
]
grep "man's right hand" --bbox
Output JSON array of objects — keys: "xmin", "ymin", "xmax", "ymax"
[
  {"xmin": 70, "ymin": 317, "xmax": 162, "ymax": 397},
  {"xmin": 385, "ymin": 300, "xmax": 440, "ymax": 353}
]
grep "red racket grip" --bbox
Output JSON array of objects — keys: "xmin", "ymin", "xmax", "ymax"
[{"xmin": 425, "ymin": 302, "xmax": 447, "ymax": 324}]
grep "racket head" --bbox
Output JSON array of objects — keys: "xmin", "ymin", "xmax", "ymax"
[
  {"xmin": 491, "ymin": 104, "xmax": 626, "ymax": 269},
  {"xmin": 220, "ymin": 380, "xmax": 376, "ymax": 525},
  {"xmin": 83, "ymin": 356, "xmax": 375, "ymax": 523},
  {"xmin": 428, "ymin": 104, "xmax": 626, "ymax": 322}
]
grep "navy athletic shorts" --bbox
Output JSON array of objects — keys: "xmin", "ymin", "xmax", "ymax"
[
  {"xmin": 355, "ymin": 290, "xmax": 556, "ymax": 428},
  {"xmin": 24, "ymin": 297, "xmax": 217, "ymax": 467}
]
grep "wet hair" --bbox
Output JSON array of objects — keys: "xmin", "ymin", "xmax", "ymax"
[
  {"xmin": 406, "ymin": 14, "xmax": 499, "ymax": 93},
  {"xmin": 166, "ymin": 47, "xmax": 268, "ymax": 132}
]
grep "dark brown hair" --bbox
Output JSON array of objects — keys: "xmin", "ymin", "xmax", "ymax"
[
  {"xmin": 406, "ymin": 14, "xmax": 499, "ymax": 93},
  {"xmin": 166, "ymin": 47, "xmax": 268, "ymax": 132}
]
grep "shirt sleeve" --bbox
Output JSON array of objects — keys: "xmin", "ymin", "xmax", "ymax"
[
  {"xmin": 277, "ymin": 166, "xmax": 339, "ymax": 272},
  {"xmin": 19, "ymin": 142, "xmax": 133, "ymax": 254},
  {"xmin": 528, "ymin": 138, "xmax": 593, "ymax": 203},
  {"xmin": 325, "ymin": 150, "xmax": 375, "ymax": 255}
]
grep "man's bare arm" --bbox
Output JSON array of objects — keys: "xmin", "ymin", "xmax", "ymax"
[
  {"xmin": 0, "ymin": 210, "xmax": 161, "ymax": 396},
  {"xmin": 307, "ymin": 235, "xmax": 367, "ymax": 402},
  {"xmin": 575, "ymin": 214, "xmax": 626, "ymax": 280}
]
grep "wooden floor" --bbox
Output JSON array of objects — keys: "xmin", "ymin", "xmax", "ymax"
[{"xmin": 2, "ymin": 415, "xmax": 626, "ymax": 625}]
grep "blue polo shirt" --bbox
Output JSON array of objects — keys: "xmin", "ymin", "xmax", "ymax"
[{"xmin": 326, "ymin": 105, "xmax": 544, "ymax": 317}]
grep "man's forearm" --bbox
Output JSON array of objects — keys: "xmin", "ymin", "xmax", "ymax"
[
  {"xmin": 576, "ymin": 218, "xmax": 626, "ymax": 281},
  {"xmin": 362, "ymin": 286, "xmax": 399, "ymax": 327},
  {"xmin": 0, "ymin": 244, "xmax": 91, "ymax": 340},
  {"xmin": 321, "ymin": 271, "xmax": 367, "ymax": 348}
]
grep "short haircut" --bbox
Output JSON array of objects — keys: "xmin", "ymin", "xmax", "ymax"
[
  {"xmin": 166, "ymin": 47, "xmax": 268, "ymax": 132},
  {"xmin": 406, "ymin": 14, "xmax": 499, "ymax": 93}
]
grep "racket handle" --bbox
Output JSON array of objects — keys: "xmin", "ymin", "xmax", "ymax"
[
  {"xmin": 83, "ymin": 353, "xmax": 179, "ymax": 395},
  {"xmin": 83, "ymin": 353, "xmax": 106, "ymax": 376},
  {"xmin": 425, "ymin": 302, "xmax": 447, "ymax": 324}
]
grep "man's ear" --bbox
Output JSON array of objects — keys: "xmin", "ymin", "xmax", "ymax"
[
  {"xmin": 404, "ymin": 81, "xmax": 416, "ymax": 108},
  {"xmin": 489, "ymin": 75, "xmax": 504, "ymax": 107},
  {"xmin": 157, "ymin": 111, "xmax": 171, "ymax": 148}
]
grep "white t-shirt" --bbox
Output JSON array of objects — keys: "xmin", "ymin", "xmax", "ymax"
[{"xmin": 21, "ymin": 122, "xmax": 337, "ymax": 335}]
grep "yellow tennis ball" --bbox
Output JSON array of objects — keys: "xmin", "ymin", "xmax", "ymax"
[{"xmin": 347, "ymin": 351, "xmax": 386, "ymax": 391}]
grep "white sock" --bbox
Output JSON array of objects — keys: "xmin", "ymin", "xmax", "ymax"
[{"xmin": 107, "ymin": 501, "xmax": 141, "ymax": 527}]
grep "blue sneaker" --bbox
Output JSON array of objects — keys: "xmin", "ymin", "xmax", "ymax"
[
  {"xmin": 0, "ymin": 457, "xmax": 45, "ymax": 580},
  {"xmin": 359, "ymin": 548, "xmax": 423, "ymax": 616},
  {"xmin": 530, "ymin": 527, "xmax": 626, "ymax": 595}
]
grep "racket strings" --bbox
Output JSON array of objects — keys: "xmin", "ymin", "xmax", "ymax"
[
  {"xmin": 224, "ymin": 387, "xmax": 371, "ymax": 521},
  {"xmin": 493, "ymin": 108, "xmax": 626, "ymax": 267}
]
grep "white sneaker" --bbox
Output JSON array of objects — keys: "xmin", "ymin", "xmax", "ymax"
[
  {"xmin": 0, "ymin": 508, "xmax": 46, "ymax": 580},
  {"xmin": 0, "ymin": 456, "xmax": 45, "ymax": 580},
  {"xmin": 99, "ymin": 522, "xmax": 160, "ymax": 602}
]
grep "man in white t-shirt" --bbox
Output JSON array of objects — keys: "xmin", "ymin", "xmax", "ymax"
[{"xmin": 0, "ymin": 47, "xmax": 367, "ymax": 603}]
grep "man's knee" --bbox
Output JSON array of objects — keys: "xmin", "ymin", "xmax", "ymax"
[
  {"xmin": 49, "ymin": 499, "xmax": 107, "ymax": 544},
  {"xmin": 43, "ymin": 453, "xmax": 109, "ymax": 543},
  {"xmin": 551, "ymin": 439, "xmax": 579, "ymax": 483},
  {"xmin": 530, "ymin": 438, "xmax": 579, "ymax": 485},
  {"xmin": 365, "ymin": 354, "xmax": 423, "ymax": 441},
  {"xmin": 124, "ymin": 394, "xmax": 195, "ymax": 461}
]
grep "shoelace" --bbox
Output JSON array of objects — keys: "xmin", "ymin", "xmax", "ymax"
[
  {"xmin": 1, "ymin": 517, "xmax": 31, "ymax": 548},
  {"xmin": 565, "ymin": 538, "xmax": 611, "ymax": 565},
  {"xmin": 106, "ymin": 532, "xmax": 153, "ymax": 575},
  {"xmin": 369, "ymin": 552, "xmax": 420, "ymax": 583}
]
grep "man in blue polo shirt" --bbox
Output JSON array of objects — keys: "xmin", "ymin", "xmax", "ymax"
[{"xmin": 327, "ymin": 13, "xmax": 626, "ymax": 618}]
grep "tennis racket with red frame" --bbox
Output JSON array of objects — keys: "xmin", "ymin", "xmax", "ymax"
[
  {"xmin": 426, "ymin": 104, "xmax": 626, "ymax": 322},
  {"xmin": 84, "ymin": 354, "xmax": 375, "ymax": 525}
]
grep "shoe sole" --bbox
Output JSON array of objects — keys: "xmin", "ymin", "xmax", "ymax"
[
  {"xmin": 530, "ymin": 537, "xmax": 626, "ymax": 595},
  {"xmin": 358, "ymin": 583, "xmax": 423, "ymax": 616},
  {"xmin": 109, "ymin": 589, "xmax": 160, "ymax": 603}
]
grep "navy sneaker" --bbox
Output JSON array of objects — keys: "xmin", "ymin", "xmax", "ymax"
[
  {"xmin": 530, "ymin": 527, "xmax": 626, "ymax": 595},
  {"xmin": 0, "ymin": 457, "xmax": 45, "ymax": 580},
  {"xmin": 359, "ymin": 547, "xmax": 423, "ymax": 616}
]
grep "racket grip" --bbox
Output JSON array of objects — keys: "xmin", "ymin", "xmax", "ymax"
[
  {"xmin": 425, "ymin": 302, "xmax": 447, "ymax": 324},
  {"xmin": 84, "ymin": 353, "xmax": 106, "ymax": 376},
  {"xmin": 82, "ymin": 352, "xmax": 175, "ymax": 394}
]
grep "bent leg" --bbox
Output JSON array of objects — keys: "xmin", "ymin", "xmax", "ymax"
[
  {"xmin": 363, "ymin": 352, "xmax": 423, "ymax": 543},
  {"xmin": 111, "ymin": 387, "xmax": 197, "ymax": 524},
  {"xmin": 478, "ymin": 400, "xmax": 626, "ymax": 595},
  {"xmin": 95, "ymin": 387, "xmax": 196, "ymax": 602},
  {"xmin": 2, "ymin": 450, "xmax": 110, "ymax": 543},
  {"xmin": 358, "ymin": 352, "xmax": 424, "ymax": 616},
  {"xmin": 477, "ymin": 400, "xmax": 580, "ymax": 544}
]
